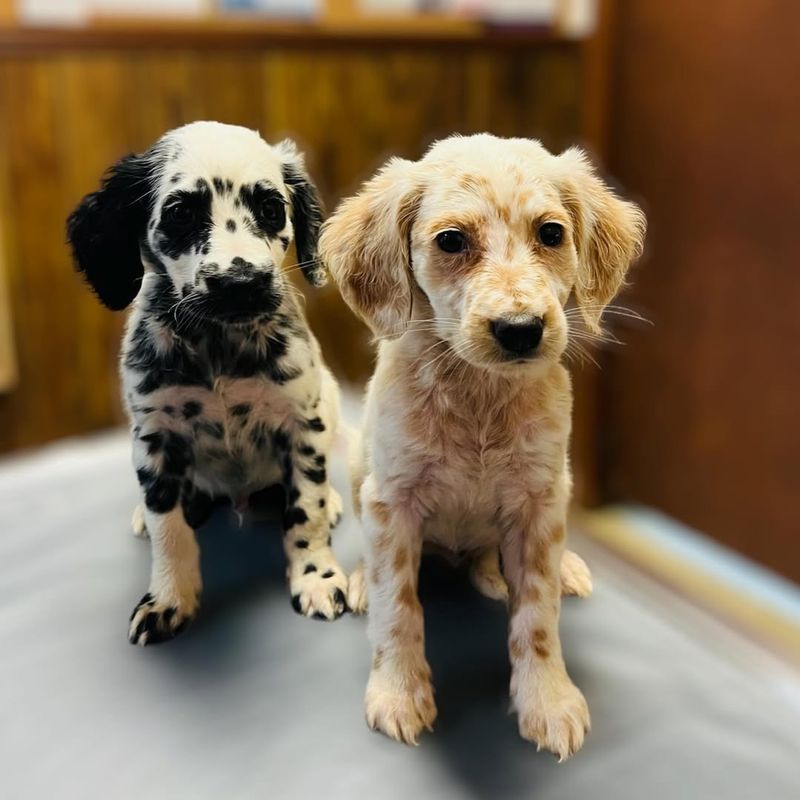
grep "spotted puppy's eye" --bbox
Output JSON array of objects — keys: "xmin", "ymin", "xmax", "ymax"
[
  {"xmin": 163, "ymin": 201, "xmax": 195, "ymax": 228},
  {"xmin": 257, "ymin": 198, "xmax": 286, "ymax": 230},
  {"xmin": 436, "ymin": 229, "xmax": 467, "ymax": 254},
  {"xmin": 538, "ymin": 222, "xmax": 564, "ymax": 247}
]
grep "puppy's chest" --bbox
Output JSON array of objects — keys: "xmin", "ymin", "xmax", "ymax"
[{"xmin": 138, "ymin": 376, "xmax": 315, "ymax": 493}]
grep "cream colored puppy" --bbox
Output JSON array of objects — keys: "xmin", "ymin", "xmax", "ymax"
[{"xmin": 320, "ymin": 134, "xmax": 645, "ymax": 759}]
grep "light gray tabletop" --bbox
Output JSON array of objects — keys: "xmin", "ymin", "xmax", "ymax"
[{"xmin": 1, "ymin": 429, "xmax": 799, "ymax": 800}]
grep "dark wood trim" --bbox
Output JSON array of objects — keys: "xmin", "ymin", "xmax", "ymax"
[{"xmin": 0, "ymin": 18, "xmax": 573, "ymax": 53}]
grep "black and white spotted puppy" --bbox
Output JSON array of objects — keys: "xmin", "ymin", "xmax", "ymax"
[{"xmin": 67, "ymin": 121, "xmax": 349, "ymax": 645}]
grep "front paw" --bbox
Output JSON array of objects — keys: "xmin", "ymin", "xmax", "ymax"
[
  {"xmin": 289, "ymin": 549, "xmax": 348, "ymax": 620},
  {"xmin": 365, "ymin": 662, "xmax": 437, "ymax": 745},
  {"xmin": 128, "ymin": 589, "xmax": 199, "ymax": 646},
  {"xmin": 515, "ymin": 672, "xmax": 590, "ymax": 760}
]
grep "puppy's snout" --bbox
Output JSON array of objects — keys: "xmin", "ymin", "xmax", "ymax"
[
  {"xmin": 204, "ymin": 262, "xmax": 277, "ymax": 318},
  {"xmin": 490, "ymin": 316, "xmax": 544, "ymax": 357}
]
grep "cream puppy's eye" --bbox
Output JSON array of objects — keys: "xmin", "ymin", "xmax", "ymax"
[
  {"xmin": 538, "ymin": 222, "xmax": 564, "ymax": 247},
  {"xmin": 436, "ymin": 229, "xmax": 466, "ymax": 253}
]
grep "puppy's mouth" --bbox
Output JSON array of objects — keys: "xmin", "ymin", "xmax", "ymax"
[
  {"xmin": 204, "ymin": 290, "xmax": 282, "ymax": 323},
  {"xmin": 172, "ymin": 284, "xmax": 281, "ymax": 330}
]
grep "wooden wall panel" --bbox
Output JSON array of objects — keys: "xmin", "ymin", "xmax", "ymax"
[
  {"xmin": 603, "ymin": 1, "xmax": 800, "ymax": 580},
  {"xmin": 0, "ymin": 39, "xmax": 585, "ymax": 456}
]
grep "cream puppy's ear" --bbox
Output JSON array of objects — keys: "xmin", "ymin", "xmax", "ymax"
[
  {"xmin": 319, "ymin": 157, "xmax": 422, "ymax": 339},
  {"xmin": 559, "ymin": 147, "xmax": 646, "ymax": 332}
]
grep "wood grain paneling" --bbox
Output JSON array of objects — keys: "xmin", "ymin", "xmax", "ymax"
[
  {"xmin": 603, "ymin": 1, "xmax": 800, "ymax": 580},
  {"xmin": 0, "ymin": 38, "xmax": 585, "ymax": 455}
]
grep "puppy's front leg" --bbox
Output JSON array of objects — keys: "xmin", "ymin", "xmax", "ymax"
[
  {"xmin": 500, "ymin": 490, "xmax": 590, "ymax": 760},
  {"xmin": 278, "ymin": 428, "xmax": 348, "ymax": 620},
  {"xmin": 129, "ymin": 433, "xmax": 201, "ymax": 645},
  {"xmin": 362, "ymin": 476, "xmax": 435, "ymax": 745}
]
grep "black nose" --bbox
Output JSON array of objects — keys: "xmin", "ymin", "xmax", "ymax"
[
  {"xmin": 205, "ymin": 270, "xmax": 272, "ymax": 296},
  {"xmin": 490, "ymin": 316, "xmax": 545, "ymax": 357}
]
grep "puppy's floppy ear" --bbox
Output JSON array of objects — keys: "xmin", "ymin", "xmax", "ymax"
[
  {"xmin": 277, "ymin": 139, "xmax": 326, "ymax": 287},
  {"xmin": 559, "ymin": 147, "xmax": 646, "ymax": 332},
  {"xmin": 66, "ymin": 152, "xmax": 154, "ymax": 311},
  {"xmin": 319, "ymin": 157, "xmax": 421, "ymax": 339}
]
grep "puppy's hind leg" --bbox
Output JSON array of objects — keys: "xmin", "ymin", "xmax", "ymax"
[
  {"xmin": 559, "ymin": 549, "xmax": 592, "ymax": 598},
  {"xmin": 470, "ymin": 547, "xmax": 593, "ymax": 602},
  {"xmin": 469, "ymin": 547, "xmax": 509, "ymax": 602},
  {"xmin": 347, "ymin": 559, "xmax": 368, "ymax": 615},
  {"xmin": 131, "ymin": 502, "xmax": 148, "ymax": 538}
]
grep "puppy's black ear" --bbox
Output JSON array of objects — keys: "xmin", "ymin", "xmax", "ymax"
[
  {"xmin": 278, "ymin": 140, "xmax": 325, "ymax": 287},
  {"xmin": 67, "ymin": 152, "xmax": 154, "ymax": 310}
]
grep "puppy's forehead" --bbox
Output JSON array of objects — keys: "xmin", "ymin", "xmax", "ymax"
[
  {"xmin": 158, "ymin": 121, "xmax": 285, "ymax": 193},
  {"xmin": 420, "ymin": 163, "xmax": 561, "ymax": 227},
  {"xmin": 419, "ymin": 134, "xmax": 565, "ymax": 222}
]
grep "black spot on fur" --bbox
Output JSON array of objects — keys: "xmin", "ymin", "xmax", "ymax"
[
  {"xmin": 295, "ymin": 539, "xmax": 309, "ymax": 549},
  {"xmin": 298, "ymin": 444, "xmax": 315, "ymax": 457},
  {"xmin": 182, "ymin": 400, "xmax": 202, "ymax": 419},
  {"xmin": 333, "ymin": 588, "xmax": 346, "ymax": 611},
  {"xmin": 156, "ymin": 184, "xmax": 213, "ymax": 260},
  {"xmin": 212, "ymin": 177, "xmax": 225, "ymax": 195},
  {"xmin": 226, "ymin": 219, "xmax": 236, "ymax": 233},
  {"xmin": 304, "ymin": 417, "xmax": 325, "ymax": 432},
  {"xmin": 181, "ymin": 480, "xmax": 215, "ymax": 529},
  {"xmin": 284, "ymin": 507, "xmax": 308, "ymax": 529},
  {"xmin": 231, "ymin": 402, "xmax": 250, "ymax": 417},
  {"xmin": 318, "ymin": 498, "xmax": 326, "ymax": 508},
  {"xmin": 139, "ymin": 431, "xmax": 163, "ymax": 455},
  {"xmin": 314, "ymin": 454, "xmax": 326, "ymax": 467},
  {"xmin": 321, "ymin": 570, "xmax": 334, "ymax": 579},
  {"xmin": 303, "ymin": 563, "xmax": 317, "ymax": 574},
  {"xmin": 291, "ymin": 595, "xmax": 302, "ymax": 614},
  {"xmin": 279, "ymin": 236, "xmax": 290, "ymax": 250},
  {"xmin": 163, "ymin": 405, "xmax": 176, "ymax": 416},
  {"xmin": 136, "ymin": 467, "xmax": 180, "ymax": 513},
  {"xmin": 272, "ymin": 429, "xmax": 290, "ymax": 452},
  {"xmin": 288, "ymin": 488, "xmax": 301, "ymax": 505},
  {"xmin": 302, "ymin": 466, "xmax": 326, "ymax": 484},
  {"xmin": 125, "ymin": 309, "xmax": 211, "ymax": 393},
  {"xmin": 162, "ymin": 431, "xmax": 193, "ymax": 475},
  {"xmin": 170, "ymin": 173, "xmax": 182, "ymax": 184}
]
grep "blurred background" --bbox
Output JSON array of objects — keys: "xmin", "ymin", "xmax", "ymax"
[{"xmin": 1, "ymin": 0, "xmax": 799, "ymax": 691}]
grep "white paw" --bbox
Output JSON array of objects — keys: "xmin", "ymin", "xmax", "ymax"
[
  {"xmin": 327, "ymin": 486, "xmax": 343, "ymax": 528},
  {"xmin": 128, "ymin": 581, "xmax": 200, "ymax": 646},
  {"xmin": 289, "ymin": 548, "xmax": 348, "ymax": 620},
  {"xmin": 131, "ymin": 504, "xmax": 148, "ymax": 538},
  {"xmin": 365, "ymin": 663, "xmax": 437, "ymax": 745},
  {"xmin": 347, "ymin": 560, "xmax": 368, "ymax": 614},
  {"xmin": 560, "ymin": 549, "xmax": 593, "ymax": 598},
  {"xmin": 515, "ymin": 672, "xmax": 590, "ymax": 760}
]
